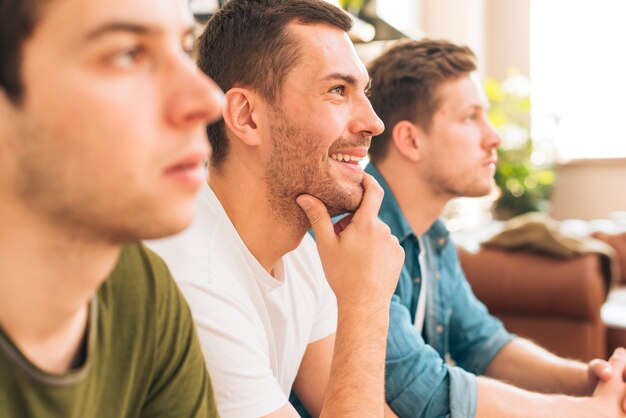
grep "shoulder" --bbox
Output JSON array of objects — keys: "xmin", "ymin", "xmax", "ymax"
[
  {"xmin": 101, "ymin": 243, "xmax": 183, "ymax": 312},
  {"xmin": 144, "ymin": 201, "xmax": 225, "ymax": 286}
]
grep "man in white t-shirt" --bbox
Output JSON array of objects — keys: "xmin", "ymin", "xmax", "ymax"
[{"xmin": 146, "ymin": 0, "xmax": 405, "ymax": 417}]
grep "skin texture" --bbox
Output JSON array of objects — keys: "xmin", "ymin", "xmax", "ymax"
[
  {"xmin": 210, "ymin": 22, "xmax": 403, "ymax": 418},
  {"xmin": 2, "ymin": 0, "xmax": 223, "ymax": 243},
  {"xmin": 416, "ymin": 74, "xmax": 498, "ymax": 199},
  {"xmin": 0, "ymin": 0, "xmax": 222, "ymax": 374},
  {"xmin": 260, "ymin": 24, "xmax": 382, "ymax": 231}
]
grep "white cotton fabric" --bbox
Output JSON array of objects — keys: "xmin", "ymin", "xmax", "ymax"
[
  {"xmin": 146, "ymin": 182, "xmax": 338, "ymax": 418},
  {"xmin": 414, "ymin": 236, "xmax": 428, "ymax": 335}
]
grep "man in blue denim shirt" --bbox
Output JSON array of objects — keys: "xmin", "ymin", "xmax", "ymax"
[{"xmin": 367, "ymin": 39, "xmax": 626, "ymax": 418}]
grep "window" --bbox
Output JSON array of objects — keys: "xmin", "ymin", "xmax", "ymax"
[{"xmin": 531, "ymin": 0, "xmax": 626, "ymax": 160}]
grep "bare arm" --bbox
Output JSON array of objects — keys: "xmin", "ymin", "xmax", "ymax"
[
  {"xmin": 484, "ymin": 338, "xmax": 592, "ymax": 395},
  {"xmin": 476, "ymin": 348, "xmax": 626, "ymax": 418},
  {"xmin": 296, "ymin": 173, "xmax": 404, "ymax": 417},
  {"xmin": 292, "ymin": 334, "xmax": 335, "ymax": 417},
  {"xmin": 292, "ymin": 334, "xmax": 398, "ymax": 418}
]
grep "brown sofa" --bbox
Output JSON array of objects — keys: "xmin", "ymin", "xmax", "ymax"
[
  {"xmin": 457, "ymin": 247, "xmax": 608, "ymax": 361},
  {"xmin": 591, "ymin": 232, "xmax": 626, "ymax": 354}
]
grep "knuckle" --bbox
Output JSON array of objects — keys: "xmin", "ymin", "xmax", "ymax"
[{"xmin": 308, "ymin": 213, "xmax": 322, "ymax": 226}]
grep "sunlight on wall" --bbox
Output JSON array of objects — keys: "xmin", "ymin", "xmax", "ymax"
[
  {"xmin": 531, "ymin": 0, "xmax": 626, "ymax": 160},
  {"xmin": 376, "ymin": 0, "xmax": 422, "ymax": 38}
]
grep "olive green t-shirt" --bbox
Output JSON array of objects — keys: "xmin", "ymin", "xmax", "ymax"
[{"xmin": 0, "ymin": 243, "xmax": 218, "ymax": 418}]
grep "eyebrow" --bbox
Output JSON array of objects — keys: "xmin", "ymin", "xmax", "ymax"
[
  {"xmin": 321, "ymin": 73, "xmax": 371, "ymax": 92},
  {"xmin": 321, "ymin": 73, "xmax": 358, "ymax": 86},
  {"xmin": 464, "ymin": 103, "xmax": 490, "ymax": 112},
  {"xmin": 83, "ymin": 21, "xmax": 194, "ymax": 41}
]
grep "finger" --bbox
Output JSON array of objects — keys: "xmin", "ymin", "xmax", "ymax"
[
  {"xmin": 297, "ymin": 194, "xmax": 335, "ymax": 245},
  {"xmin": 589, "ymin": 358, "xmax": 613, "ymax": 382},
  {"xmin": 351, "ymin": 173, "xmax": 384, "ymax": 223},
  {"xmin": 596, "ymin": 348, "xmax": 626, "ymax": 396},
  {"xmin": 333, "ymin": 213, "xmax": 354, "ymax": 235},
  {"xmin": 609, "ymin": 348, "xmax": 626, "ymax": 374}
]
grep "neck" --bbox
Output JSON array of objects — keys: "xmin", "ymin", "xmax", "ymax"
[
  {"xmin": 209, "ymin": 162, "xmax": 306, "ymax": 275},
  {"xmin": 0, "ymin": 197, "xmax": 121, "ymax": 372},
  {"xmin": 375, "ymin": 157, "xmax": 450, "ymax": 236}
]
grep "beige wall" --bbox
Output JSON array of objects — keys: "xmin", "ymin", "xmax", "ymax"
[
  {"xmin": 484, "ymin": 0, "xmax": 529, "ymax": 79},
  {"xmin": 550, "ymin": 159, "xmax": 626, "ymax": 220},
  {"xmin": 418, "ymin": 0, "xmax": 486, "ymax": 73},
  {"xmin": 415, "ymin": 0, "xmax": 529, "ymax": 79}
]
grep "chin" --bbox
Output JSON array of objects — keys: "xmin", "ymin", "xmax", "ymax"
[
  {"xmin": 139, "ymin": 206, "xmax": 195, "ymax": 240},
  {"xmin": 325, "ymin": 186, "xmax": 364, "ymax": 217}
]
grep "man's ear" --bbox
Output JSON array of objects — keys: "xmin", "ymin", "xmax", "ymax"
[
  {"xmin": 222, "ymin": 87, "xmax": 261, "ymax": 146},
  {"xmin": 391, "ymin": 120, "xmax": 424, "ymax": 162}
]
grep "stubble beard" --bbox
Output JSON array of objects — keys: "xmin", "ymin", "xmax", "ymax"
[
  {"xmin": 11, "ymin": 124, "xmax": 187, "ymax": 246},
  {"xmin": 424, "ymin": 163, "xmax": 494, "ymax": 199},
  {"xmin": 263, "ymin": 115, "xmax": 365, "ymax": 233}
]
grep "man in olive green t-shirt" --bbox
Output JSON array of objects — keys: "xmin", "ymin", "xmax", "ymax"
[
  {"xmin": 0, "ymin": 0, "xmax": 224, "ymax": 416},
  {"xmin": 0, "ymin": 244, "xmax": 215, "ymax": 417}
]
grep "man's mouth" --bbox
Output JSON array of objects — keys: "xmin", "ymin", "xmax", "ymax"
[
  {"xmin": 164, "ymin": 150, "xmax": 208, "ymax": 188},
  {"xmin": 328, "ymin": 145, "xmax": 369, "ymax": 166},
  {"xmin": 330, "ymin": 153, "xmax": 363, "ymax": 165}
]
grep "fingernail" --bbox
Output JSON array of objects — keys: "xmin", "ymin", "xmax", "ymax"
[{"xmin": 296, "ymin": 196, "xmax": 311, "ymax": 210}]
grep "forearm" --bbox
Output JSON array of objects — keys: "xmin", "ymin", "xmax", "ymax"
[
  {"xmin": 485, "ymin": 338, "xmax": 589, "ymax": 396},
  {"xmin": 320, "ymin": 303, "xmax": 389, "ymax": 418},
  {"xmin": 477, "ymin": 376, "xmax": 588, "ymax": 418}
]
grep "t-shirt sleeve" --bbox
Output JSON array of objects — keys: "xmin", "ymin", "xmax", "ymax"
[
  {"xmin": 178, "ymin": 280, "xmax": 288, "ymax": 418},
  {"xmin": 138, "ymin": 247, "xmax": 218, "ymax": 418},
  {"xmin": 309, "ymin": 279, "xmax": 337, "ymax": 343}
]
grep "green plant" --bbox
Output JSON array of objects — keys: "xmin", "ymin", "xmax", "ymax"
[
  {"xmin": 339, "ymin": 0, "xmax": 364, "ymax": 14},
  {"xmin": 485, "ymin": 71, "xmax": 555, "ymax": 220}
]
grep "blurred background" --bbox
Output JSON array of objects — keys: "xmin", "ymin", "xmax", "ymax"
[{"xmin": 191, "ymin": 0, "xmax": 626, "ymax": 227}]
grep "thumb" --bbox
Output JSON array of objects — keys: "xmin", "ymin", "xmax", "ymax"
[
  {"xmin": 589, "ymin": 358, "xmax": 613, "ymax": 382},
  {"xmin": 296, "ymin": 194, "xmax": 334, "ymax": 245},
  {"xmin": 595, "ymin": 348, "xmax": 626, "ymax": 397}
]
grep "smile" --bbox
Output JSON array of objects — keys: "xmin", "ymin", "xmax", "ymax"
[{"xmin": 330, "ymin": 153, "xmax": 363, "ymax": 164}]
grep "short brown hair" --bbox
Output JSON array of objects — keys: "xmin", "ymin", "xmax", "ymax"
[
  {"xmin": 367, "ymin": 39, "xmax": 476, "ymax": 163},
  {"xmin": 0, "ymin": 0, "xmax": 47, "ymax": 104},
  {"xmin": 197, "ymin": 0, "xmax": 352, "ymax": 167}
]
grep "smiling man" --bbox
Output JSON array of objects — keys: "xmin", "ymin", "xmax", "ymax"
[
  {"xmin": 366, "ymin": 38, "xmax": 626, "ymax": 418},
  {"xmin": 146, "ymin": 0, "xmax": 405, "ymax": 417},
  {"xmin": 0, "ymin": 0, "xmax": 223, "ymax": 416}
]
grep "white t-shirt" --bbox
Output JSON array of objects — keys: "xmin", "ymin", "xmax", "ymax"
[{"xmin": 146, "ymin": 183, "xmax": 338, "ymax": 418}]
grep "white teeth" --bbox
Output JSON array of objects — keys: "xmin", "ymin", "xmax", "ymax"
[{"xmin": 331, "ymin": 153, "xmax": 362, "ymax": 162}]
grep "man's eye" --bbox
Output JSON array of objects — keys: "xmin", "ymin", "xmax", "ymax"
[
  {"xmin": 109, "ymin": 47, "xmax": 145, "ymax": 68},
  {"xmin": 182, "ymin": 33, "xmax": 195, "ymax": 57},
  {"xmin": 329, "ymin": 85, "xmax": 345, "ymax": 96}
]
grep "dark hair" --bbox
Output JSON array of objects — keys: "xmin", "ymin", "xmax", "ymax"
[
  {"xmin": 198, "ymin": 0, "xmax": 352, "ymax": 167},
  {"xmin": 367, "ymin": 39, "xmax": 477, "ymax": 163},
  {"xmin": 0, "ymin": 0, "xmax": 44, "ymax": 104}
]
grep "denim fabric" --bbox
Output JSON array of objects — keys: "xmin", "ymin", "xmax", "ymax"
[{"xmin": 366, "ymin": 163, "xmax": 514, "ymax": 418}]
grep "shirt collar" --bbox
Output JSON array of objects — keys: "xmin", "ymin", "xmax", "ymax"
[
  {"xmin": 365, "ymin": 162, "xmax": 450, "ymax": 252},
  {"xmin": 365, "ymin": 162, "xmax": 414, "ymax": 243}
]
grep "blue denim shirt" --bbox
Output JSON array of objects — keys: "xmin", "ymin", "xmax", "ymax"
[{"xmin": 366, "ymin": 163, "xmax": 514, "ymax": 418}]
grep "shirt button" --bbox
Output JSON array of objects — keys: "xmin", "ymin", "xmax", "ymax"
[
  {"xmin": 413, "ymin": 277, "xmax": 421, "ymax": 284},
  {"xmin": 434, "ymin": 271, "xmax": 441, "ymax": 279},
  {"xmin": 436, "ymin": 325, "xmax": 444, "ymax": 334}
]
